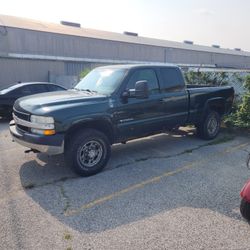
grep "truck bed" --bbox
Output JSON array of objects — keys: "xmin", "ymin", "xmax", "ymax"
[{"xmin": 186, "ymin": 85, "xmax": 234, "ymax": 124}]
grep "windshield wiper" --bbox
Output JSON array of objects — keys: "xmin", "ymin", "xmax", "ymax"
[
  {"xmin": 82, "ymin": 89, "xmax": 98, "ymax": 93},
  {"xmin": 73, "ymin": 88, "xmax": 98, "ymax": 94},
  {"xmin": 73, "ymin": 88, "xmax": 97, "ymax": 93}
]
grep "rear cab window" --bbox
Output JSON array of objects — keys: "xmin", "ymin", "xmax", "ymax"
[{"xmin": 159, "ymin": 67, "xmax": 185, "ymax": 92}]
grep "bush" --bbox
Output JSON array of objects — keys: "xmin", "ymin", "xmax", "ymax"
[
  {"xmin": 224, "ymin": 75, "xmax": 250, "ymax": 129},
  {"xmin": 184, "ymin": 71, "xmax": 249, "ymax": 129},
  {"xmin": 184, "ymin": 71, "xmax": 229, "ymax": 86}
]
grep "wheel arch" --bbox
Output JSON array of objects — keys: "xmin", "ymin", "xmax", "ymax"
[
  {"xmin": 204, "ymin": 97, "xmax": 226, "ymax": 116},
  {"xmin": 64, "ymin": 118, "xmax": 114, "ymax": 149}
]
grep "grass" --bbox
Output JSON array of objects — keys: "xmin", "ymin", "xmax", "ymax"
[
  {"xmin": 60, "ymin": 184, "xmax": 70, "ymax": 212},
  {"xmin": 64, "ymin": 233, "xmax": 72, "ymax": 240}
]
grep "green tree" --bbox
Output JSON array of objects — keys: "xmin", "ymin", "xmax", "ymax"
[{"xmin": 79, "ymin": 68, "xmax": 91, "ymax": 79}]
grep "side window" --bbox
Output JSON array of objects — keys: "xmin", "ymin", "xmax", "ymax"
[
  {"xmin": 160, "ymin": 68, "xmax": 185, "ymax": 92},
  {"xmin": 28, "ymin": 84, "xmax": 48, "ymax": 94},
  {"xmin": 47, "ymin": 84, "xmax": 64, "ymax": 91},
  {"xmin": 18, "ymin": 86, "xmax": 32, "ymax": 95},
  {"xmin": 127, "ymin": 69, "xmax": 159, "ymax": 94}
]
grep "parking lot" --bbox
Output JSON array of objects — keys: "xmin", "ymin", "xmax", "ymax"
[{"xmin": 1, "ymin": 119, "xmax": 250, "ymax": 250}]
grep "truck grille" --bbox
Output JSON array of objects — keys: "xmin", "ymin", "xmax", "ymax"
[
  {"xmin": 13, "ymin": 109, "xmax": 30, "ymax": 121},
  {"xmin": 17, "ymin": 124, "xmax": 29, "ymax": 133},
  {"xmin": 13, "ymin": 108, "xmax": 30, "ymax": 133}
]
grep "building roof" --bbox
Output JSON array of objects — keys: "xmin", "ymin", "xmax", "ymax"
[{"xmin": 0, "ymin": 14, "xmax": 250, "ymax": 57}]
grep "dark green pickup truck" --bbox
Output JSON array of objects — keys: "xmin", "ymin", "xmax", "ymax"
[{"xmin": 10, "ymin": 64, "xmax": 234, "ymax": 176}]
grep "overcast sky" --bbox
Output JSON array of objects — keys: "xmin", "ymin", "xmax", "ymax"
[{"xmin": 1, "ymin": 0, "xmax": 250, "ymax": 51}]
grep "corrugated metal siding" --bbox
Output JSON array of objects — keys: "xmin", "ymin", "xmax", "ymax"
[
  {"xmin": 65, "ymin": 62, "xmax": 85, "ymax": 75},
  {"xmin": 3, "ymin": 27, "xmax": 250, "ymax": 68},
  {"xmin": 1, "ymin": 14, "xmax": 250, "ymax": 57},
  {"xmin": 6, "ymin": 28, "xmax": 165, "ymax": 62},
  {"xmin": 167, "ymin": 48, "xmax": 212, "ymax": 64},
  {"xmin": 1, "ymin": 21, "xmax": 250, "ymax": 88},
  {"xmin": 0, "ymin": 58, "xmax": 64, "ymax": 89},
  {"xmin": 213, "ymin": 53, "xmax": 248, "ymax": 68}
]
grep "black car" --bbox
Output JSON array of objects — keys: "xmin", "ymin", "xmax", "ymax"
[{"xmin": 0, "ymin": 82, "xmax": 66, "ymax": 118}]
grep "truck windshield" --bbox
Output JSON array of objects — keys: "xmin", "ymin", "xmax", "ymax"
[{"xmin": 74, "ymin": 68, "xmax": 127, "ymax": 95}]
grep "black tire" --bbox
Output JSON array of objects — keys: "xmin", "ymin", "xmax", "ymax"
[
  {"xmin": 240, "ymin": 199, "xmax": 250, "ymax": 222},
  {"xmin": 65, "ymin": 129, "xmax": 111, "ymax": 177},
  {"xmin": 196, "ymin": 111, "xmax": 221, "ymax": 140}
]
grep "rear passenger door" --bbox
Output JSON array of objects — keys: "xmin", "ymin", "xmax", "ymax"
[
  {"xmin": 158, "ymin": 67, "xmax": 189, "ymax": 127},
  {"xmin": 114, "ymin": 68, "xmax": 166, "ymax": 140}
]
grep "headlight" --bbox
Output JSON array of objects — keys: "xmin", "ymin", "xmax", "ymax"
[
  {"xmin": 30, "ymin": 115, "xmax": 55, "ymax": 130},
  {"xmin": 30, "ymin": 115, "xmax": 54, "ymax": 124}
]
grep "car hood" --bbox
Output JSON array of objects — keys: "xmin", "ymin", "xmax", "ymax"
[{"xmin": 14, "ymin": 90, "xmax": 108, "ymax": 115}]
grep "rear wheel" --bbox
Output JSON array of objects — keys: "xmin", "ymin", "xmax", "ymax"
[
  {"xmin": 65, "ymin": 129, "xmax": 111, "ymax": 176},
  {"xmin": 196, "ymin": 111, "xmax": 221, "ymax": 140}
]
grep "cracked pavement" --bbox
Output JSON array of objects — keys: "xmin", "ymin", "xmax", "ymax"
[{"xmin": 1, "ymin": 119, "xmax": 250, "ymax": 250}]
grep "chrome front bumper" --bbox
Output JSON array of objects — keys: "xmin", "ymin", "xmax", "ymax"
[{"xmin": 9, "ymin": 122, "xmax": 64, "ymax": 155}]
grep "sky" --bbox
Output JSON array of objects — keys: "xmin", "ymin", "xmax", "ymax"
[{"xmin": 1, "ymin": 0, "xmax": 250, "ymax": 51}]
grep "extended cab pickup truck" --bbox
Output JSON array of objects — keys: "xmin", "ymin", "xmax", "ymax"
[{"xmin": 10, "ymin": 64, "xmax": 234, "ymax": 176}]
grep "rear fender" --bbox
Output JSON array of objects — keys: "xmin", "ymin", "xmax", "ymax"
[
  {"xmin": 205, "ymin": 97, "xmax": 226, "ymax": 113},
  {"xmin": 199, "ymin": 97, "xmax": 226, "ymax": 122}
]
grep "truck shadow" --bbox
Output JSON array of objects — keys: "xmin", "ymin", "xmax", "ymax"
[
  {"xmin": 19, "ymin": 128, "xmax": 196, "ymax": 188},
  {"xmin": 19, "ymin": 128, "xmax": 246, "ymax": 233}
]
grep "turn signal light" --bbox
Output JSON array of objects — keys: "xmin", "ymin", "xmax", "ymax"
[{"xmin": 43, "ymin": 129, "xmax": 56, "ymax": 135}]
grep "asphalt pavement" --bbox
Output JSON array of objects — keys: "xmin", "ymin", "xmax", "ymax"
[{"xmin": 0, "ymin": 119, "xmax": 250, "ymax": 250}]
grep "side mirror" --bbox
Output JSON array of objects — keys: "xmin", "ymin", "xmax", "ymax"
[
  {"xmin": 134, "ymin": 80, "xmax": 149, "ymax": 99},
  {"xmin": 122, "ymin": 80, "xmax": 149, "ymax": 101}
]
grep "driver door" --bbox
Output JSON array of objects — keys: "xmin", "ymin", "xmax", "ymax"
[{"xmin": 114, "ymin": 68, "xmax": 166, "ymax": 141}]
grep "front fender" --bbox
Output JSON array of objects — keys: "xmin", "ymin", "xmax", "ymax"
[{"xmin": 63, "ymin": 116, "xmax": 116, "ymax": 144}]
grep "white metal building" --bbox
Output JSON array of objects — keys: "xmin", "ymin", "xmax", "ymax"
[{"xmin": 1, "ymin": 14, "xmax": 250, "ymax": 89}]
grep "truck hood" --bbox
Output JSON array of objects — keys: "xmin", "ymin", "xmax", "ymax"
[{"xmin": 14, "ymin": 90, "xmax": 108, "ymax": 114}]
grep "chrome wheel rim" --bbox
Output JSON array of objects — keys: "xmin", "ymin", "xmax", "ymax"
[
  {"xmin": 77, "ymin": 140, "xmax": 103, "ymax": 168},
  {"xmin": 207, "ymin": 115, "xmax": 218, "ymax": 136}
]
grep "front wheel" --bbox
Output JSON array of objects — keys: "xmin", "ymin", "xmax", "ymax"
[
  {"xmin": 196, "ymin": 111, "xmax": 221, "ymax": 140},
  {"xmin": 65, "ymin": 129, "xmax": 111, "ymax": 176}
]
